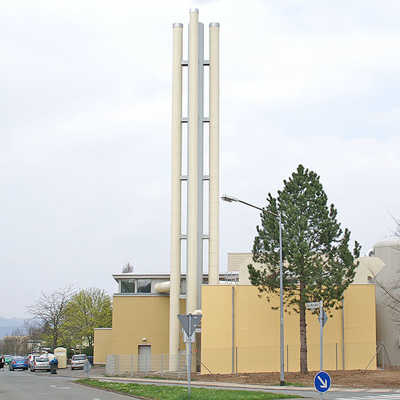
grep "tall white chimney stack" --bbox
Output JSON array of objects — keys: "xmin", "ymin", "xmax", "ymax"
[{"xmin": 169, "ymin": 9, "xmax": 220, "ymax": 371}]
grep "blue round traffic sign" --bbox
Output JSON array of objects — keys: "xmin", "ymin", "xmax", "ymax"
[{"xmin": 314, "ymin": 371, "xmax": 331, "ymax": 393}]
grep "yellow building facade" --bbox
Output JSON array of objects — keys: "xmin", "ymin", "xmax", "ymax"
[
  {"xmin": 201, "ymin": 284, "xmax": 376, "ymax": 373},
  {"xmin": 94, "ymin": 295, "xmax": 186, "ymax": 365},
  {"xmin": 95, "ymin": 278, "xmax": 376, "ymax": 373},
  {"xmin": 93, "ymin": 328, "xmax": 112, "ymax": 364}
]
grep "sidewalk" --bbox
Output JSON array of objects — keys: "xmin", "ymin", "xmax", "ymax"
[{"xmin": 90, "ymin": 375, "xmax": 400, "ymax": 393}]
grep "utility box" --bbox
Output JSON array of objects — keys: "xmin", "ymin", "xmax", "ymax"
[{"xmin": 54, "ymin": 347, "xmax": 67, "ymax": 369}]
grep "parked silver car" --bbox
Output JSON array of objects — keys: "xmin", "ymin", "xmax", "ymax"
[
  {"xmin": 71, "ymin": 354, "xmax": 87, "ymax": 370},
  {"xmin": 30, "ymin": 356, "xmax": 50, "ymax": 372},
  {"xmin": 28, "ymin": 354, "xmax": 41, "ymax": 369}
]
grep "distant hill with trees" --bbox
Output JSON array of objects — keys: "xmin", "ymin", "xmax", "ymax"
[{"xmin": 0, "ymin": 317, "xmax": 25, "ymax": 338}]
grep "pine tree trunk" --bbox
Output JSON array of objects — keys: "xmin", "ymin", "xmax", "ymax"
[{"xmin": 299, "ymin": 281, "xmax": 308, "ymax": 373}]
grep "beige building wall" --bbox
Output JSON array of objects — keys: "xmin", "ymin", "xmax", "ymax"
[
  {"xmin": 201, "ymin": 284, "xmax": 376, "ymax": 374},
  {"xmin": 228, "ymin": 253, "xmax": 252, "ymax": 271},
  {"xmin": 93, "ymin": 328, "xmax": 112, "ymax": 364},
  {"xmin": 353, "ymin": 256, "xmax": 384, "ymax": 283},
  {"xmin": 227, "ymin": 253, "xmax": 262, "ymax": 284},
  {"xmin": 229, "ymin": 252, "xmax": 384, "ymax": 285}
]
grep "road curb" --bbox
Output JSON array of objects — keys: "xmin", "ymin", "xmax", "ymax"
[
  {"xmin": 90, "ymin": 375, "xmax": 316, "ymax": 392},
  {"xmin": 75, "ymin": 381, "xmax": 150, "ymax": 400},
  {"xmin": 88, "ymin": 375, "xmax": 400, "ymax": 393}
]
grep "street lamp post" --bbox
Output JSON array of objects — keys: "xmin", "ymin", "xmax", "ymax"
[{"xmin": 221, "ymin": 195, "xmax": 285, "ymax": 386}]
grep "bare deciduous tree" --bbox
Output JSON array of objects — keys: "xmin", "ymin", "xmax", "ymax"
[
  {"xmin": 375, "ymin": 276, "xmax": 400, "ymax": 323},
  {"xmin": 27, "ymin": 286, "xmax": 74, "ymax": 349},
  {"xmin": 394, "ymin": 217, "xmax": 400, "ymax": 238}
]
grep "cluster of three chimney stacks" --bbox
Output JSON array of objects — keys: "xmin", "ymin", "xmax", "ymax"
[{"xmin": 169, "ymin": 9, "xmax": 220, "ymax": 370}]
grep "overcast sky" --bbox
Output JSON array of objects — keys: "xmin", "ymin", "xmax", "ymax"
[{"xmin": 1, "ymin": 0, "xmax": 400, "ymax": 318}]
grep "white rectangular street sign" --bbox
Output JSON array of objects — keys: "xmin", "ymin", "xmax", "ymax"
[
  {"xmin": 183, "ymin": 330, "xmax": 195, "ymax": 343},
  {"xmin": 306, "ymin": 301, "xmax": 321, "ymax": 309}
]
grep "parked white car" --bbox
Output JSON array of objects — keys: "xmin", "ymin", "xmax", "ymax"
[{"xmin": 71, "ymin": 354, "xmax": 88, "ymax": 370}]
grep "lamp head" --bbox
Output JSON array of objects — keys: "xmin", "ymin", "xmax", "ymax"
[{"xmin": 221, "ymin": 195, "xmax": 239, "ymax": 203}]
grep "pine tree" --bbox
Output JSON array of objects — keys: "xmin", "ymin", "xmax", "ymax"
[{"xmin": 248, "ymin": 165, "xmax": 360, "ymax": 373}]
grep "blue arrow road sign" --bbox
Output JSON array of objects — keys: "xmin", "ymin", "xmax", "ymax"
[{"xmin": 314, "ymin": 371, "xmax": 331, "ymax": 393}]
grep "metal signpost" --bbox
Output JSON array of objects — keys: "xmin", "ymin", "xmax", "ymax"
[
  {"xmin": 84, "ymin": 360, "xmax": 91, "ymax": 378},
  {"xmin": 306, "ymin": 301, "xmax": 331, "ymax": 398},
  {"xmin": 178, "ymin": 313, "xmax": 202, "ymax": 398}
]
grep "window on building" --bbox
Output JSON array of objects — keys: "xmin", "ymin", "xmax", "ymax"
[
  {"xmin": 137, "ymin": 279, "xmax": 151, "ymax": 293},
  {"xmin": 121, "ymin": 279, "xmax": 135, "ymax": 294}
]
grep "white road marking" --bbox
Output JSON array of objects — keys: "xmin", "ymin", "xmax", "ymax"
[{"xmin": 50, "ymin": 384, "xmax": 71, "ymax": 390}]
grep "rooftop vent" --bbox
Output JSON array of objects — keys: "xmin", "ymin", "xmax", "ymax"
[{"xmin": 122, "ymin": 263, "xmax": 134, "ymax": 273}]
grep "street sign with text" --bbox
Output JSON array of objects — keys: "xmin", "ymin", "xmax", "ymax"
[
  {"xmin": 306, "ymin": 301, "xmax": 321, "ymax": 310},
  {"xmin": 182, "ymin": 330, "xmax": 195, "ymax": 343}
]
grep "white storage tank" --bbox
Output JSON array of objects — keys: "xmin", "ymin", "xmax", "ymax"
[{"xmin": 374, "ymin": 238, "xmax": 400, "ymax": 269}]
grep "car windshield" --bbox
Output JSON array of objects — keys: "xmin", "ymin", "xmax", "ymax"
[
  {"xmin": 14, "ymin": 357, "xmax": 25, "ymax": 361},
  {"xmin": 72, "ymin": 355, "xmax": 86, "ymax": 360},
  {"xmin": 37, "ymin": 358, "xmax": 48, "ymax": 362}
]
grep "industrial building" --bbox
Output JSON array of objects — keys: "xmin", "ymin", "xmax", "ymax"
[
  {"xmin": 94, "ymin": 253, "xmax": 380, "ymax": 374},
  {"xmin": 93, "ymin": 9, "xmax": 398, "ymax": 374}
]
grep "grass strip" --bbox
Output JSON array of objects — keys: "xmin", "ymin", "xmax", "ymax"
[{"xmin": 77, "ymin": 379, "xmax": 300, "ymax": 399}]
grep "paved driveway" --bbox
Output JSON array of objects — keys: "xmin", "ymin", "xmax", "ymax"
[{"xmin": 52, "ymin": 364, "xmax": 106, "ymax": 378}]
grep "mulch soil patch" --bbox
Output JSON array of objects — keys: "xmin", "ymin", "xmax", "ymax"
[{"xmin": 191, "ymin": 369, "xmax": 400, "ymax": 388}]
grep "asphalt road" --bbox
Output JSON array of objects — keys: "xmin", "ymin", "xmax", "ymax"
[
  {"xmin": 2, "ymin": 368, "xmax": 400, "ymax": 400},
  {"xmin": 0, "ymin": 369, "xmax": 138, "ymax": 400}
]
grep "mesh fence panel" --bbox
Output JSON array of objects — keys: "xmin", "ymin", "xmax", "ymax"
[
  {"xmin": 105, "ymin": 352, "xmax": 187, "ymax": 377},
  {"xmin": 201, "ymin": 343, "xmax": 378, "ymax": 374},
  {"xmin": 106, "ymin": 342, "xmax": 378, "ymax": 377}
]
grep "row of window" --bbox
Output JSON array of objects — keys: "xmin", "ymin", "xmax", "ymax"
[{"xmin": 120, "ymin": 279, "xmax": 151, "ymax": 294}]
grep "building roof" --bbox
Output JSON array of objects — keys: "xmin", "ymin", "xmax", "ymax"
[
  {"xmin": 112, "ymin": 272, "xmax": 238, "ymax": 283},
  {"xmin": 374, "ymin": 238, "xmax": 400, "ymax": 249}
]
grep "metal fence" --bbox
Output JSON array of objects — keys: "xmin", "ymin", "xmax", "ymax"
[
  {"xmin": 105, "ymin": 352, "xmax": 188, "ymax": 378},
  {"xmin": 106, "ymin": 342, "xmax": 383, "ymax": 377},
  {"xmin": 201, "ymin": 343, "xmax": 380, "ymax": 374}
]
